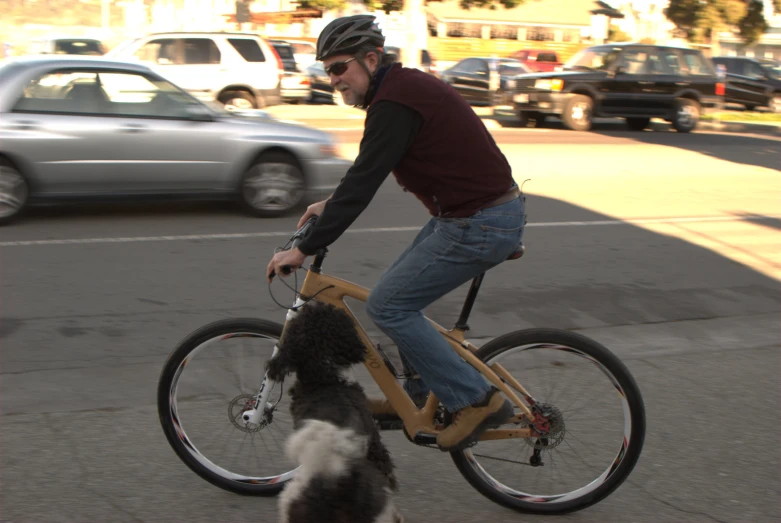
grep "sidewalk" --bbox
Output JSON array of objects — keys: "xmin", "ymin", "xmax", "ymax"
[{"xmin": 262, "ymin": 103, "xmax": 781, "ymax": 136}]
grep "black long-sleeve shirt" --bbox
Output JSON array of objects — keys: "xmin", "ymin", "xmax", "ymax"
[{"xmin": 297, "ymin": 100, "xmax": 423, "ymax": 256}]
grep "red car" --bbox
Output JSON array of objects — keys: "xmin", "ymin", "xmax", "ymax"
[{"xmin": 507, "ymin": 49, "xmax": 562, "ymax": 72}]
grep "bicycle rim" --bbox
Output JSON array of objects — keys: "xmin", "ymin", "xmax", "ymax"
[
  {"xmin": 159, "ymin": 319, "xmax": 298, "ymax": 494},
  {"xmin": 452, "ymin": 329, "xmax": 645, "ymax": 513}
]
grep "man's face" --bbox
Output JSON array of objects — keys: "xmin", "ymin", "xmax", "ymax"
[{"xmin": 324, "ymin": 52, "xmax": 379, "ymax": 106}]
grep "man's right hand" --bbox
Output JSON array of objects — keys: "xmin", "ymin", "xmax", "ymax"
[{"xmin": 297, "ymin": 199, "xmax": 328, "ymax": 228}]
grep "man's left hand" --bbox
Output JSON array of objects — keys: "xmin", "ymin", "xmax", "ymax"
[{"xmin": 267, "ymin": 248, "xmax": 308, "ymax": 282}]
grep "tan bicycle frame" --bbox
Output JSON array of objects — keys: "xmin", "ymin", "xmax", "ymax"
[{"xmin": 289, "ymin": 268, "xmax": 537, "ymax": 441}]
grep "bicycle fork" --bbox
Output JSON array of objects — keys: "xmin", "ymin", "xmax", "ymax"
[{"xmin": 240, "ymin": 297, "xmax": 306, "ymax": 427}]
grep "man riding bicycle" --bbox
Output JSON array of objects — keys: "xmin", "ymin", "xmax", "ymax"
[{"xmin": 266, "ymin": 14, "xmax": 526, "ymax": 451}]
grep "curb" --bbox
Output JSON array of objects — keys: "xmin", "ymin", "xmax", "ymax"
[{"xmin": 697, "ymin": 120, "xmax": 781, "ymax": 136}]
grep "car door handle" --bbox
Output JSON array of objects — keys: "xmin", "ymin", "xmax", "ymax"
[
  {"xmin": 10, "ymin": 120, "xmax": 38, "ymax": 130},
  {"xmin": 675, "ymin": 81, "xmax": 690, "ymax": 86},
  {"xmin": 638, "ymin": 81, "xmax": 655, "ymax": 85},
  {"xmin": 119, "ymin": 123, "xmax": 147, "ymax": 133}
]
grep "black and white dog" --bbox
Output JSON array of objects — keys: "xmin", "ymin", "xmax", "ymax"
[{"xmin": 266, "ymin": 301, "xmax": 402, "ymax": 523}]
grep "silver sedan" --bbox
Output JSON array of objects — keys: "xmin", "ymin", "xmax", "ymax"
[{"xmin": 0, "ymin": 56, "xmax": 351, "ymax": 224}]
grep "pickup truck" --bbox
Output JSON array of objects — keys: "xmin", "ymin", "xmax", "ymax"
[{"xmin": 507, "ymin": 49, "xmax": 562, "ymax": 72}]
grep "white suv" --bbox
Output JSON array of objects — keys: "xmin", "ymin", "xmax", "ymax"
[{"xmin": 109, "ymin": 32, "xmax": 283, "ymax": 109}]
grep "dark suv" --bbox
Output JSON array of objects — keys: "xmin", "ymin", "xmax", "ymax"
[
  {"xmin": 503, "ymin": 44, "xmax": 722, "ymax": 132},
  {"xmin": 710, "ymin": 57, "xmax": 781, "ymax": 113}
]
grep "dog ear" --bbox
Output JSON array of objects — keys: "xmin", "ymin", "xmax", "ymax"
[{"xmin": 293, "ymin": 302, "xmax": 367, "ymax": 367}]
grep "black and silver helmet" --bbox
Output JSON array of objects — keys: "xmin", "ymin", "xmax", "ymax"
[{"xmin": 316, "ymin": 14, "xmax": 385, "ymax": 61}]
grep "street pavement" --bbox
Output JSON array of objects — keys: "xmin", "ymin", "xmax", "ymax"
[{"xmin": 1, "ymin": 108, "xmax": 780, "ymax": 523}]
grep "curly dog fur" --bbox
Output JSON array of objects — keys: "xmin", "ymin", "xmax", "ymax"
[{"xmin": 266, "ymin": 301, "xmax": 402, "ymax": 523}]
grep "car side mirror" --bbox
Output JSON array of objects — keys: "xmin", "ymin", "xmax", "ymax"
[{"xmin": 613, "ymin": 65, "xmax": 625, "ymax": 76}]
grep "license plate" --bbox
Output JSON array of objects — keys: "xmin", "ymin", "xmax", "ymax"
[{"xmin": 513, "ymin": 93, "xmax": 529, "ymax": 103}]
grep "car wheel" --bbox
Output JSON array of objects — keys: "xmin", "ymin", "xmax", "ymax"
[
  {"xmin": 626, "ymin": 117, "xmax": 651, "ymax": 131},
  {"xmin": 0, "ymin": 158, "xmax": 29, "ymax": 225},
  {"xmin": 219, "ymin": 90, "xmax": 256, "ymax": 111},
  {"xmin": 770, "ymin": 94, "xmax": 781, "ymax": 114},
  {"xmin": 532, "ymin": 113, "xmax": 547, "ymax": 128},
  {"xmin": 239, "ymin": 152, "xmax": 305, "ymax": 218},
  {"xmin": 517, "ymin": 111, "xmax": 530, "ymax": 127},
  {"xmin": 672, "ymin": 98, "xmax": 700, "ymax": 133},
  {"xmin": 562, "ymin": 95, "xmax": 593, "ymax": 131}
]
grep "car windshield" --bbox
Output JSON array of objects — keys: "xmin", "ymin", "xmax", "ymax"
[
  {"xmin": 564, "ymin": 47, "xmax": 621, "ymax": 71},
  {"xmin": 498, "ymin": 61, "xmax": 528, "ymax": 76}
]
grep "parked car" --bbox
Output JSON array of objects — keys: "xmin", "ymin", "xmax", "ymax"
[
  {"xmin": 269, "ymin": 40, "xmax": 311, "ymax": 104},
  {"xmin": 384, "ymin": 46, "xmax": 437, "ymax": 76},
  {"xmin": 710, "ymin": 56, "xmax": 781, "ymax": 113},
  {"xmin": 506, "ymin": 49, "xmax": 562, "ymax": 72},
  {"xmin": 275, "ymin": 39, "xmax": 317, "ymax": 68},
  {"xmin": 107, "ymin": 32, "xmax": 283, "ymax": 110},
  {"xmin": 440, "ymin": 57, "xmax": 532, "ymax": 106},
  {"xmin": 304, "ymin": 61, "xmax": 337, "ymax": 104},
  {"xmin": 27, "ymin": 37, "xmax": 107, "ymax": 56},
  {"xmin": 0, "ymin": 56, "xmax": 351, "ymax": 224},
  {"xmin": 502, "ymin": 43, "xmax": 722, "ymax": 132}
]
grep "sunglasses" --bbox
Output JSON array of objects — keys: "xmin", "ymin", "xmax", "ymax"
[{"xmin": 325, "ymin": 57, "xmax": 356, "ymax": 76}]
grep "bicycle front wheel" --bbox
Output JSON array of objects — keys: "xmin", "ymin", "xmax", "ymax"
[
  {"xmin": 157, "ymin": 318, "xmax": 297, "ymax": 496},
  {"xmin": 451, "ymin": 328, "xmax": 646, "ymax": 514}
]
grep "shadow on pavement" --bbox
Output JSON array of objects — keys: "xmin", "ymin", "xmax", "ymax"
[{"xmin": 1, "ymin": 191, "xmax": 780, "ymax": 523}]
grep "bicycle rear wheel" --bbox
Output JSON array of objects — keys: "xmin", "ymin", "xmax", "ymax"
[
  {"xmin": 450, "ymin": 328, "xmax": 645, "ymax": 514},
  {"xmin": 157, "ymin": 318, "xmax": 297, "ymax": 495}
]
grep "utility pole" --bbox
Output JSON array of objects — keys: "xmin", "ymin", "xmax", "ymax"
[
  {"xmin": 401, "ymin": 0, "xmax": 422, "ymax": 69},
  {"xmin": 102, "ymin": 0, "xmax": 111, "ymax": 32}
]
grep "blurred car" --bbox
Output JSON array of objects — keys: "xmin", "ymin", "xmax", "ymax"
[
  {"xmin": 503, "ymin": 43, "xmax": 722, "ymax": 132},
  {"xmin": 0, "ymin": 56, "xmax": 351, "ymax": 224},
  {"xmin": 440, "ymin": 57, "xmax": 532, "ymax": 106},
  {"xmin": 269, "ymin": 40, "xmax": 311, "ymax": 104},
  {"xmin": 304, "ymin": 61, "xmax": 337, "ymax": 104},
  {"xmin": 107, "ymin": 32, "xmax": 283, "ymax": 110},
  {"xmin": 280, "ymin": 39, "xmax": 318, "ymax": 68},
  {"xmin": 506, "ymin": 49, "xmax": 562, "ymax": 72},
  {"xmin": 710, "ymin": 56, "xmax": 781, "ymax": 112},
  {"xmin": 384, "ymin": 46, "xmax": 437, "ymax": 76},
  {"xmin": 28, "ymin": 37, "xmax": 107, "ymax": 56}
]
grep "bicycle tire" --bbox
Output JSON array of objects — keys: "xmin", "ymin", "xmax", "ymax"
[
  {"xmin": 450, "ymin": 328, "xmax": 646, "ymax": 514},
  {"xmin": 157, "ymin": 318, "xmax": 293, "ymax": 496}
]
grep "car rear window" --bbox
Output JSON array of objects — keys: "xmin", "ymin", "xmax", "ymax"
[
  {"xmin": 681, "ymin": 51, "xmax": 714, "ymax": 76},
  {"xmin": 537, "ymin": 53, "xmax": 558, "ymax": 63},
  {"xmin": 228, "ymin": 38, "xmax": 266, "ymax": 62},
  {"xmin": 54, "ymin": 40, "xmax": 106, "ymax": 55}
]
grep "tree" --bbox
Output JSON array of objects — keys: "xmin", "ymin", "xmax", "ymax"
[{"xmin": 667, "ymin": 0, "xmax": 780, "ymax": 51}]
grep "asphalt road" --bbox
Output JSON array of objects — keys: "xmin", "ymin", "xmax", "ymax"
[{"xmin": 1, "ymin": 123, "xmax": 780, "ymax": 523}]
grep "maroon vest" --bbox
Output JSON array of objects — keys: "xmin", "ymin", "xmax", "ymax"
[{"xmin": 370, "ymin": 63, "xmax": 513, "ymax": 217}]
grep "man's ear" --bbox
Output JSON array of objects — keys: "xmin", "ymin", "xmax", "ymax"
[{"xmin": 364, "ymin": 51, "xmax": 380, "ymax": 73}]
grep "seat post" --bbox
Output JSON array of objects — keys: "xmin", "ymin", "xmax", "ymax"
[{"xmin": 454, "ymin": 273, "xmax": 485, "ymax": 331}]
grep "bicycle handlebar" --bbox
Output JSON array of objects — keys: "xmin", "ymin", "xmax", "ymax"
[{"xmin": 270, "ymin": 215, "xmax": 318, "ymax": 278}]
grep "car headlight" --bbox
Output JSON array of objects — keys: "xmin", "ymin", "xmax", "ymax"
[
  {"xmin": 507, "ymin": 79, "xmax": 516, "ymax": 89},
  {"xmin": 534, "ymin": 79, "xmax": 564, "ymax": 91}
]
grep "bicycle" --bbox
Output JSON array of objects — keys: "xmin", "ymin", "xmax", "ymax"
[{"xmin": 157, "ymin": 216, "xmax": 646, "ymax": 515}]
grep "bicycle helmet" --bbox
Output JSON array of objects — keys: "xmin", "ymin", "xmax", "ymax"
[{"xmin": 316, "ymin": 14, "xmax": 385, "ymax": 61}]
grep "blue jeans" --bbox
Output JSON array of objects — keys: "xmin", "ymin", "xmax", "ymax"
[{"xmin": 365, "ymin": 194, "xmax": 526, "ymax": 412}]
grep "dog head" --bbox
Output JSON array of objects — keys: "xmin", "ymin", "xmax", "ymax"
[{"xmin": 266, "ymin": 301, "xmax": 368, "ymax": 384}]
